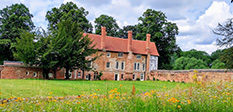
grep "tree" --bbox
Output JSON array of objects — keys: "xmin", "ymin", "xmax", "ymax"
[
  {"xmin": 173, "ymin": 57, "xmax": 208, "ymax": 70},
  {"xmin": 213, "ymin": 19, "xmax": 233, "ymax": 69},
  {"xmin": 181, "ymin": 49, "xmax": 211, "ymax": 67},
  {"xmin": 94, "ymin": 14, "xmax": 120, "ymax": 37},
  {"xmin": 135, "ymin": 9, "xmax": 179, "ymax": 69},
  {"xmin": 210, "ymin": 49, "xmax": 223, "ymax": 61},
  {"xmin": 211, "ymin": 59, "xmax": 225, "ymax": 69},
  {"xmin": 51, "ymin": 19, "xmax": 98, "ymax": 79},
  {"xmin": 46, "ymin": 2, "xmax": 92, "ymax": 33},
  {"xmin": 0, "ymin": 3, "xmax": 34, "ymax": 63},
  {"xmin": 118, "ymin": 25, "xmax": 138, "ymax": 39},
  {"xmin": 14, "ymin": 28, "xmax": 59, "ymax": 79}
]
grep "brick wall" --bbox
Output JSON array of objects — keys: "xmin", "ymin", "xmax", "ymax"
[
  {"xmin": 151, "ymin": 69, "xmax": 233, "ymax": 83},
  {"xmin": 1, "ymin": 65, "xmax": 43, "ymax": 79}
]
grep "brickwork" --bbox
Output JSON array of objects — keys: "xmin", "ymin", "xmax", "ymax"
[{"xmin": 151, "ymin": 69, "xmax": 233, "ymax": 83}]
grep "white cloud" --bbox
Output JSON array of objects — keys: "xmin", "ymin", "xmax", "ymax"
[{"xmin": 175, "ymin": 1, "xmax": 233, "ymax": 54}]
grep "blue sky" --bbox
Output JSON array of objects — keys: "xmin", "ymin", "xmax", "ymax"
[{"xmin": 1, "ymin": 0, "xmax": 233, "ymax": 54}]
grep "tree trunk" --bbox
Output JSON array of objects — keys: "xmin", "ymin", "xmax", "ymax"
[
  {"xmin": 65, "ymin": 67, "xmax": 69, "ymax": 80},
  {"xmin": 53, "ymin": 68, "xmax": 57, "ymax": 79},
  {"xmin": 82, "ymin": 68, "xmax": 85, "ymax": 80},
  {"xmin": 43, "ymin": 69, "xmax": 49, "ymax": 79}
]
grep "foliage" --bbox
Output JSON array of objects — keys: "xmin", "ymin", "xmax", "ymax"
[
  {"xmin": 51, "ymin": 19, "xmax": 98, "ymax": 79},
  {"xmin": 213, "ymin": 18, "xmax": 233, "ymax": 47},
  {"xmin": 0, "ymin": 3, "xmax": 34, "ymax": 63},
  {"xmin": 96, "ymin": 71, "xmax": 103, "ymax": 80},
  {"xmin": 118, "ymin": 25, "xmax": 138, "ymax": 38},
  {"xmin": 211, "ymin": 59, "xmax": 226, "ymax": 69},
  {"xmin": 181, "ymin": 49, "xmax": 211, "ymax": 66},
  {"xmin": 211, "ymin": 49, "xmax": 223, "ymax": 61},
  {"xmin": 135, "ymin": 9, "xmax": 179, "ymax": 69},
  {"xmin": 220, "ymin": 47, "xmax": 233, "ymax": 69},
  {"xmin": 94, "ymin": 14, "xmax": 120, "ymax": 37},
  {"xmin": 46, "ymin": 2, "xmax": 92, "ymax": 33},
  {"xmin": 173, "ymin": 57, "xmax": 208, "ymax": 70}
]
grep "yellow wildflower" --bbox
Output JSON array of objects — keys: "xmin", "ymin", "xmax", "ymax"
[
  {"xmin": 177, "ymin": 105, "xmax": 181, "ymax": 108},
  {"xmin": 120, "ymin": 84, "xmax": 122, "ymax": 87},
  {"xmin": 77, "ymin": 102, "xmax": 80, "ymax": 104}
]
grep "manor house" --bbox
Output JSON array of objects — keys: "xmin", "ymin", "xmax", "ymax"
[{"xmin": 0, "ymin": 27, "xmax": 159, "ymax": 81}]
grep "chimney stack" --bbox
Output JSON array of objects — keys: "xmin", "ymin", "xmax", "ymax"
[
  {"xmin": 128, "ymin": 31, "xmax": 133, "ymax": 52},
  {"xmin": 146, "ymin": 34, "xmax": 151, "ymax": 54},
  {"xmin": 101, "ymin": 27, "xmax": 106, "ymax": 50}
]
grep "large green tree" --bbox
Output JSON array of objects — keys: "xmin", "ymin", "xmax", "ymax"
[
  {"xmin": 135, "ymin": 9, "xmax": 179, "ymax": 69},
  {"xmin": 51, "ymin": 19, "xmax": 98, "ymax": 79},
  {"xmin": 181, "ymin": 49, "xmax": 211, "ymax": 67},
  {"xmin": 118, "ymin": 25, "xmax": 138, "ymax": 39},
  {"xmin": 46, "ymin": 2, "xmax": 92, "ymax": 33},
  {"xmin": 173, "ymin": 57, "xmax": 208, "ymax": 70},
  {"xmin": 213, "ymin": 18, "xmax": 233, "ymax": 69},
  {"xmin": 94, "ymin": 14, "xmax": 120, "ymax": 37},
  {"xmin": 0, "ymin": 3, "xmax": 34, "ymax": 63}
]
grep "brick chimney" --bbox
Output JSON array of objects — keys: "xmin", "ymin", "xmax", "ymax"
[
  {"xmin": 101, "ymin": 27, "xmax": 106, "ymax": 50},
  {"xmin": 128, "ymin": 31, "xmax": 133, "ymax": 52},
  {"xmin": 146, "ymin": 34, "xmax": 151, "ymax": 54}
]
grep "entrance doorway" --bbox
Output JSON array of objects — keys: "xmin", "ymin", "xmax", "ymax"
[
  {"xmin": 114, "ymin": 74, "xmax": 119, "ymax": 81},
  {"xmin": 86, "ymin": 74, "xmax": 91, "ymax": 80},
  {"xmin": 140, "ymin": 73, "xmax": 144, "ymax": 81}
]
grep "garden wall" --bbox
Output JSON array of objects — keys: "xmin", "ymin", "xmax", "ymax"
[{"xmin": 150, "ymin": 69, "xmax": 233, "ymax": 83}]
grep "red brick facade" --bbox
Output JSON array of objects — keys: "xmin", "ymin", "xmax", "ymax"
[{"xmin": 0, "ymin": 27, "xmax": 160, "ymax": 80}]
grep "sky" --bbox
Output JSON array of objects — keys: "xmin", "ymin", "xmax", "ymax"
[{"xmin": 1, "ymin": 0, "xmax": 233, "ymax": 54}]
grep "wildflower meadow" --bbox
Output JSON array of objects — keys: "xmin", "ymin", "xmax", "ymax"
[{"xmin": 0, "ymin": 79, "xmax": 233, "ymax": 111}]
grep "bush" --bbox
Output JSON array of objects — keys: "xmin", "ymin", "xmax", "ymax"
[
  {"xmin": 96, "ymin": 71, "xmax": 103, "ymax": 80},
  {"xmin": 173, "ymin": 80, "xmax": 175, "ymax": 82},
  {"xmin": 136, "ymin": 78, "xmax": 140, "ymax": 81},
  {"xmin": 156, "ymin": 79, "xmax": 159, "ymax": 81},
  {"xmin": 167, "ymin": 80, "xmax": 170, "ymax": 82},
  {"xmin": 153, "ymin": 77, "xmax": 155, "ymax": 81},
  {"xmin": 125, "ymin": 78, "xmax": 132, "ymax": 81}
]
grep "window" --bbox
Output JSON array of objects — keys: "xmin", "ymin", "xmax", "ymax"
[
  {"xmin": 136, "ymin": 55, "xmax": 141, "ymax": 59},
  {"xmin": 116, "ymin": 62, "xmax": 119, "ymax": 69},
  {"xmin": 140, "ymin": 73, "xmax": 144, "ymax": 81},
  {"xmin": 33, "ymin": 72, "xmax": 37, "ymax": 77},
  {"xmin": 106, "ymin": 62, "xmax": 110, "ymax": 68},
  {"xmin": 78, "ymin": 72, "xmax": 81, "ymax": 77},
  {"xmin": 48, "ymin": 73, "xmax": 53, "ymax": 78},
  {"xmin": 134, "ymin": 63, "xmax": 137, "ymax": 70},
  {"xmin": 107, "ymin": 52, "xmax": 111, "ymax": 57},
  {"xmin": 64, "ymin": 71, "xmax": 72, "ymax": 78},
  {"xmin": 26, "ymin": 72, "xmax": 29, "ymax": 75},
  {"xmin": 143, "ymin": 63, "xmax": 145, "ymax": 71},
  {"xmin": 137, "ymin": 63, "xmax": 140, "ymax": 70},
  {"xmin": 121, "ymin": 62, "xmax": 124, "ymax": 70},
  {"xmin": 134, "ymin": 63, "xmax": 141, "ymax": 70},
  {"xmin": 118, "ymin": 52, "xmax": 123, "ymax": 57},
  {"xmin": 87, "ymin": 62, "xmax": 92, "ymax": 68},
  {"xmin": 121, "ymin": 74, "xmax": 124, "ymax": 80},
  {"xmin": 133, "ymin": 74, "xmax": 135, "ymax": 80}
]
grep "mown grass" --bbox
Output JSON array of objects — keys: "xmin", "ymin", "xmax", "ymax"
[{"xmin": 0, "ymin": 79, "xmax": 189, "ymax": 98}]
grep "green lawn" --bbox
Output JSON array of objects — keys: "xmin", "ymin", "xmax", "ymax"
[{"xmin": 0, "ymin": 79, "xmax": 190, "ymax": 98}]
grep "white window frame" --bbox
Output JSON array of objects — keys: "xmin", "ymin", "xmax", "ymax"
[
  {"xmin": 26, "ymin": 72, "xmax": 29, "ymax": 75},
  {"xmin": 118, "ymin": 52, "xmax": 123, "ymax": 57},
  {"xmin": 114, "ymin": 74, "xmax": 119, "ymax": 81},
  {"xmin": 121, "ymin": 62, "xmax": 125, "ymax": 70},
  {"xmin": 140, "ymin": 73, "xmax": 144, "ymax": 81},
  {"xmin": 87, "ymin": 62, "xmax": 92, "ymax": 68},
  {"xmin": 121, "ymin": 74, "xmax": 124, "ymax": 80},
  {"xmin": 136, "ymin": 55, "xmax": 141, "ymax": 59},
  {"xmin": 137, "ymin": 63, "xmax": 140, "ymax": 70},
  {"xmin": 64, "ymin": 71, "xmax": 72, "ymax": 78},
  {"xmin": 143, "ymin": 63, "xmax": 145, "ymax": 71},
  {"xmin": 33, "ymin": 72, "xmax": 37, "ymax": 77},
  {"xmin": 107, "ymin": 52, "xmax": 111, "ymax": 57},
  {"xmin": 116, "ymin": 61, "xmax": 119, "ymax": 70},
  {"xmin": 48, "ymin": 73, "xmax": 53, "ymax": 78},
  {"xmin": 106, "ymin": 62, "xmax": 111, "ymax": 69},
  {"xmin": 134, "ymin": 63, "xmax": 137, "ymax": 70},
  {"xmin": 77, "ymin": 72, "xmax": 81, "ymax": 77},
  {"xmin": 133, "ymin": 74, "xmax": 136, "ymax": 80}
]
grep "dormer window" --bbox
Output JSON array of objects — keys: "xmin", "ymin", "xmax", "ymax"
[
  {"xmin": 136, "ymin": 55, "xmax": 141, "ymax": 59},
  {"xmin": 118, "ymin": 53, "xmax": 123, "ymax": 57},
  {"xmin": 107, "ymin": 52, "xmax": 111, "ymax": 57}
]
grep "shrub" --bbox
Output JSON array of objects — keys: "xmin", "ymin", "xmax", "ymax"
[
  {"xmin": 153, "ymin": 77, "xmax": 155, "ymax": 81},
  {"xmin": 167, "ymin": 80, "xmax": 170, "ymax": 82},
  {"xmin": 136, "ymin": 78, "xmax": 140, "ymax": 81},
  {"xmin": 156, "ymin": 79, "xmax": 159, "ymax": 81}
]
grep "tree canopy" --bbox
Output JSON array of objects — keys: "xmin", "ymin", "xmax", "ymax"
[
  {"xmin": 94, "ymin": 14, "xmax": 120, "ymax": 37},
  {"xmin": 135, "ymin": 9, "xmax": 179, "ymax": 69},
  {"xmin": 0, "ymin": 3, "xmax": 34, "ymax": 63},
  {"xmin": 46, "ymin": 2, "xmax": 92, "ymax": 33}
]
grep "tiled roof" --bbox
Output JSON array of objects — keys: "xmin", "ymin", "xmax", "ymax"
[{"xmin": 83, "ymin": 33, "xmax": 159, "ymax": 56}]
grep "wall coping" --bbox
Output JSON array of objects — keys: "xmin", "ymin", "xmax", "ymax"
[{"xmin": 151, "ymin": 69, "xmax": 233, "ymax": 73}]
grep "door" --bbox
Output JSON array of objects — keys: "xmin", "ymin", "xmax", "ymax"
[
  {"xmin": 114, "ymin": 74, "xmax": 119, "ymax": 81},
  {"xmin": 140, "ymin": 73, "xmax": 144, "ymax": 81}
]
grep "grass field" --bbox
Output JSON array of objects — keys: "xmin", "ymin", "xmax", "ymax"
[
  {"xmin": 1, "ymin": 79, "xmax": 233, "ymax": 111},
  {"xmin": 0, "ymin": 79, "xmax": 189, "ymax": 98}
]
